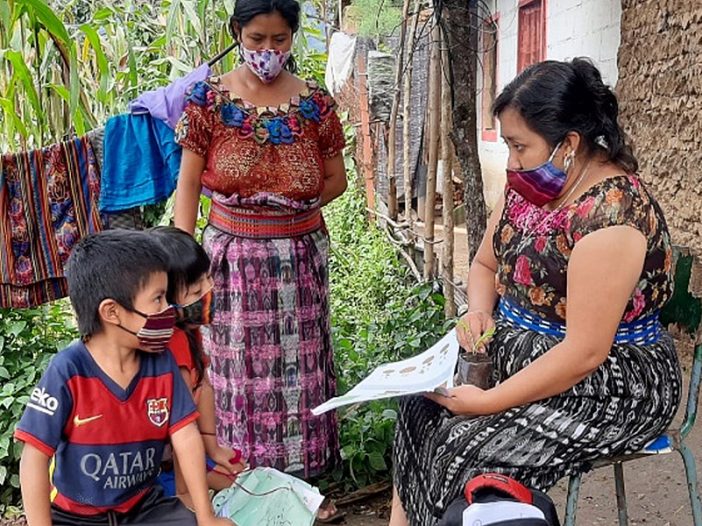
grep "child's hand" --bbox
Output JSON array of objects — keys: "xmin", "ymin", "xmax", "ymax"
[{"xmin": 210, "ymin": 445, "xmax": 246, "ymax": 477}]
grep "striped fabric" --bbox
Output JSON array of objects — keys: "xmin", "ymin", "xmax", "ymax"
[
  {"xmin": 506, "ymin": 160, "xmax": 567, "ymax": 207},
  {"xmin": 135, "ymin": 306, "xmax": 176, "ymax": 352},
  {"xmin": 0, "ymin": 137, "xmax": 102, "ymax": 308},
  {"xmin": 209, "ymin": 197, "xmax": 323, "ymax": 239},
  {"xmin": 497, "ymin": 297, "xmax": 663, "ymax": 345}
]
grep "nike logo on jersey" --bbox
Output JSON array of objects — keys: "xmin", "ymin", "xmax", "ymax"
[
  {"xmin": 73, "ymin": 414, "xmax": 103, "ymax": 427},
  {"xmin": 27, "ymin": 387, "xmax": 59, "ymax": 416}
]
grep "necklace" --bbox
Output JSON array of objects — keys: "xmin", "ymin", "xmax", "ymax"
[{"xmin": 517, "ymin": 159, "xmax": 593, "ymax": 248}]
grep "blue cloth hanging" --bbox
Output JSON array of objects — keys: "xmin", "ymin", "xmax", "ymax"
[{"xmin": 100, "ymin": 113, "xmax": 182, "ymax": 212}]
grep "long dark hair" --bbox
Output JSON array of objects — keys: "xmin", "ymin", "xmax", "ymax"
[
  {"xmin": 149, "ymin": 226, "xmax": 211, "ymax": 389},
  {"xmin": 493, "ymin": 58, "xmax": 638, "ymax": 173},
  {"xmin": 229, "ymin": 0, "xmax": 300, "ymax": 74}
]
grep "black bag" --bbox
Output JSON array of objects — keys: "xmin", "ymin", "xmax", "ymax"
[{"xmin": 437, "ymin": 473, "xmax": 561, "ymax": 526}]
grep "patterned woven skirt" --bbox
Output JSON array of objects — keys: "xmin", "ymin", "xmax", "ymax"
[
  {"xmin": 393, "ymin": 322, "xmax": 681, "ymax": 525},
  {"xmin": 203, "ymin": 192, "xmax": 339, "ymax": 478}
]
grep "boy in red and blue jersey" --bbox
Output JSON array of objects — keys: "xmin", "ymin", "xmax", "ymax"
[{"xmin": 14, "ymin": 230, "xmax": 232, "ymax": 526}]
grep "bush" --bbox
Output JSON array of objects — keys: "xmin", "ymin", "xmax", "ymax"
[
  {"xmin": 325, "ymin": 186, "xmax": 452, "ymax": 490},
  {"xmin": 345, "ymin": 0, "xmax": 403, "ymax": 39},
  {"xmin": 0, "ymin": 303, "xmax": 77, "ymax": 515}
]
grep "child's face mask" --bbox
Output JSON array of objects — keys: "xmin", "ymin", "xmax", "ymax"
[
  {"xmin": 118, "ymin": 305, "xmax": 176, "ymax": 352},
  {"xmin": 177, "ymin": 289, "xmax": 215, "ymax": 326}
]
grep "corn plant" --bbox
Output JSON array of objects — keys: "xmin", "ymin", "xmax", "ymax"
[{"xmin": 0, "ymin": 0, "xmax": 327, "ymax": 152}]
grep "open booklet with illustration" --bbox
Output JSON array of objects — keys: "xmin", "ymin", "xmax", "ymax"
[{"xmin": 312, "ymin": 329, "xmax": 459, "ymax": 415}]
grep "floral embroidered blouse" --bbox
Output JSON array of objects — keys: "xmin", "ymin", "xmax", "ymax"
[
  {"xmin": 493, "ymin": 175, "xmax": 674, "ymax": 323},
  {"xmin": 175, "ymin": 77, "xmax": 345, "ymax": 200}
]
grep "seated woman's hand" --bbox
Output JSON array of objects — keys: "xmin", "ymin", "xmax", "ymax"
[
  {"xmin": 424, "ymin": 385, "xmax": 496, "ymax": 416},
  {"xmin": 456, "ymin": 310, "xmax": 495, "ymax": 352}
]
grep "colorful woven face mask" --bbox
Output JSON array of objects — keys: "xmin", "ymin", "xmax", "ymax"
[
  {"xmin": 118, "ymin": 305, "xmax": 176, "ymax": 353},
  {"xmin": 506, "ymin": 141, "xmax": 569, "ymax": 207},
  {"xmin": 177, "ymin": 288, "xmax": 215, "ymax": 326}
]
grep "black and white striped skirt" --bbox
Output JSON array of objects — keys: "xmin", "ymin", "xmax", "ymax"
[{"xmin": 392, "ymin": 323, "xmax": 681, "ymax": 525}]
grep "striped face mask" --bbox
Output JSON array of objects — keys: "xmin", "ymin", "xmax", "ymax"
[
  {"xmin": 506, "ymin": 141, "xmax": 567, "ymax": 207},
  {"xmin": 119, "ymin": 305, "xmax": 176, "ymax": 353}
]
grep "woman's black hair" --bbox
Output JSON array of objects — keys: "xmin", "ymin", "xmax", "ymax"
[
  {"xmin": 149, "ymin": 226, "xmax": 211, "ymax": 389},
  {"xmin": 229, "ymin": 0, "xmax": 300, "ymax": 74},
  {"xmin": 492, "ymin": 58, "xmax": 638, "ymax": 173}
]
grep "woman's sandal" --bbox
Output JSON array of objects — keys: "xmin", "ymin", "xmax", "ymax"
[{"xmin": 316, "ymin": 498, "xmax": 346, "ymax": 524}]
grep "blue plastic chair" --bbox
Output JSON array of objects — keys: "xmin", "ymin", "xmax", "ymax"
[{"xmin": 564, "ymin": 247, "xmax": 702, "ymax": 525}]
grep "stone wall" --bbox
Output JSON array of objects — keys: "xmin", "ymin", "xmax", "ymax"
[{"xmin": 617, "ymin": 1, "xmax": 702, "ymax": 253}]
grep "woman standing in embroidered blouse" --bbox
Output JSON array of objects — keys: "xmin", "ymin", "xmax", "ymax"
[
  {"xmin": 391, "ymin": 59, "xmax": 682, "ymax": 525},
  {"xmin": 173, "ymin": 0, "xmax": 346, "ymax": 512}
]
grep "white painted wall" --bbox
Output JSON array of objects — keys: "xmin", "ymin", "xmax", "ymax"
[{"xmin": 477, "ymin": 0, "xmax": 622, "ymax": 208}]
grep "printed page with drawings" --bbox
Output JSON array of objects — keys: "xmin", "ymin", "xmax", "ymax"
[{"xmin": 312, "ymin": 329, "xmax": 459, "ymax": 415}]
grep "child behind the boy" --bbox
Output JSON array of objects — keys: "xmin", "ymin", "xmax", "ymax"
[
  {"xmin": 14, "ymin": 230, "xmax": 232, "ymax": 526},
  {"xmin": 150, "ymin": 226, "xmax": 243, "ymax": 501}
]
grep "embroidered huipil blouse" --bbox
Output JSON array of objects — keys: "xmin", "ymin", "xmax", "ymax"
[
  {"xmin": 175, "ymin": 77, "xmax": 345, "ymax": 201},
  {"xmin": 493, "ymin": 175, "xmax": 674, "ymax": 323}
]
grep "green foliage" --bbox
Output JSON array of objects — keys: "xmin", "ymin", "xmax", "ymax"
[
  {"xmin": 660, "ymin": 251, "xmax": 702, "ymax": 335},
  {"xmin": 0, "ymin": 0, "xmax": 329, "ymax": 151},
  {"xmin": 0, "ymin": 303, "xmax": 78, "ymax": 514},
  {"xmin": 346, "ymin": 0, "xmax": 402, "ymax": 38},
  {"xmin": 324, "ymin": 187, "xmax": 451, "ymax": 490}
]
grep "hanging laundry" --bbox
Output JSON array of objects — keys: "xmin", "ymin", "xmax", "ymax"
[
  {"xmin": 325, "ymin": 32, "xmax": 356, "ymax": 95},
  {"xmin": 87, "ymin": 127, "xmax": 104, "ymax": 170},
  {"xmin": 0, "ymin": 136, "xmax": 102, "ymax": 308},
  {"xmin": 87, "ymin": 126, "xmax": 144, "ymax": 229},
  {"xmin": 128, "ymin": 63, "xmax": 212, "ymax": 129},
  {"xmin": 100, "ymin": 113, "xmax": 182, "ymax": 213}
]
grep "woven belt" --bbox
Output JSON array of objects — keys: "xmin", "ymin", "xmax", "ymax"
[
  {"xmin": 497, "ymin": 297, "xmax": 663, "ymax": 345},
  {"xmin": 208, "ymin": 199, "xmax": 323, "ymax": 239}
]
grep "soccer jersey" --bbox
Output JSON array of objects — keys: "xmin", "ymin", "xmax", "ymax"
[{"xmin": 14, "ymin": 340, "xmax": 198, "ymax": 516}]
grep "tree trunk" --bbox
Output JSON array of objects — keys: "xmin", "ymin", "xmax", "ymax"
[{"xmin": 441, "ymin": 0, "xmax": 486, "ymax": 263}]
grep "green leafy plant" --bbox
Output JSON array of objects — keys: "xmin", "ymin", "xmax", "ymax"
[
  {"xmin": 324, "ymin": 186, "xmax": 452, "ymax": 490},
  {"xmin": 345, "ymin": 0, "xmax": 402, "ymax": 38},
  {"xmin": 0, "ymin": 303, "xmax": 78, "ymax": 514}
]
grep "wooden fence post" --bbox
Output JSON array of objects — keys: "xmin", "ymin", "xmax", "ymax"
[{"xmin": 423, "ymin": 18, "xmax": 441, "ymax": 280}]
